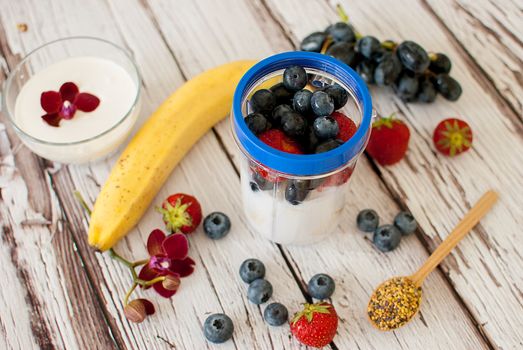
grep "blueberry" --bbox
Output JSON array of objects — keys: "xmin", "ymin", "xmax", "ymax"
[
  {"xmin": 239, "ymin": 258, "xmax": 266, "ymax": 283},
  {"xmin": 396, "ymin": 41, "xmax": 430, "ymax": 73},
  {"xmin": 300, "ymin": 126, "xmax": 319, "ymax": 153},
  {"xmin": 283, "ymin": 65, "xmax": 307, "ymax": 92},
  {"xmin": 271, "ymin": 104, "xmax": 293, "ymax": 126},
  {"xmin": 247, "ymin": 279, "xmax": 273, "ymax": 304},
  {"xmin": 356, "ymin": 60, "xmax": 377, "ymax": 84},
  {"xmin": 356, "ymin": 36, "xmax": 381, "ymax": 59},
  {"xmin": 300, "ymin": 31, "xmax": 327, "ymax": 52},
  {"xmin": 285, "ymin": 180, "xmax": 310, "ymax": 205},
  {"xmin": 251, "ymin": 172, "xmax": 274, "ymax": 192},
  {"xmin": 270, "ymin": 83, "xmax": 294, "ymax": 105},
  {"xmin": 313, "ymin": 116, "xmax": 339, "ymax": 139},
  {"xmin": 325, "ymin": 22, "xmax": 356, "ymax": 43},
  {"xmin": 245, "ymin": 112, "xmax": 269, "ymax": 135},
  {"xmin": 263, "ymin": 303, "xmax": 289, "ymax": 326},
  {"xmin": 373, "ymin": 225, "xmax": 402, "ymax": 252},
  {"xmin": 433, "ymin": 74, "xmax": 462, "ymax": 101},
  {"xmin": 293, "ymin": 89, "xmax": 312, "ymax": 115},
  {"xmin": 203, "ymin": 212, "xmax": 231, "ymax": 240},
  {"xmin": 315, "ymin": 139, "xmax": 343, "ymax": 154},
  {"xmin": 416, "ymin": 77, "xmax": 437, "ymax": 103},
  {"xmin": 250, "ymin": 89, "xmax": 276, "ymax": 114},
  {"xmin": 203, "ymin": 313, "xmax": 234, "ymax": 344},
  {"xmin": 323, "ymin": 84, "xmax": 349, "ymax": 109},
  {"xmin": 394, "ymin": 72, "xmax": 420, "ymax": 101},
  {"xmin": 428, "ymin": 52, "xmax": 451, "ymax": 74},
  {"xmin": 281, "ymin": 110, "xmax": 307, "ymax": 138},
  {"xmin": 394, "ymin": 211, "xmax": 417, "ymax": 235},
  {"xmin": 308, "ymin": 273, "xmax": 335, "ymax": 299},
  {"xmin": 374, "ymin": 53, "xmax": 402, "ymax": 86},
  {"xmin": 311, "ymin": 91, "xmax": 335, "ymax": 117},
  {"xmin": 326, "ymin": 42, "xmax": 357, "ymax": 67},
  {"xmin": 356, "ymin": 209, "xmax": 379, "ymax": 232}
]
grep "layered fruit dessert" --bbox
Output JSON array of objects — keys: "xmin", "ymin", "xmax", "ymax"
[{"xmin": 232, "ymin": 52, "xmax": 372, "ymax": 245}]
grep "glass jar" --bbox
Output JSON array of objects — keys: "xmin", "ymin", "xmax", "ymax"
[{"xmin": 231, "ymin": 52, "xmax": 373, "ymax": 245}]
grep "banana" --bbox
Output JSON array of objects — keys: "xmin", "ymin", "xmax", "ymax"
[{"xmin": 88, "ymin": 60, "xmax": 256, "ymax": 251}]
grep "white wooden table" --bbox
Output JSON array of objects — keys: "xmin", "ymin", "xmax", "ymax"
[{"xmin": 0, "ymin": 0, "xmax": 522, "ymax": 349}]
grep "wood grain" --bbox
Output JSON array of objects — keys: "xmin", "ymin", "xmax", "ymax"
[{"xmin": 424, "ymin": 0, "xmax": 523, "ymax": 117}]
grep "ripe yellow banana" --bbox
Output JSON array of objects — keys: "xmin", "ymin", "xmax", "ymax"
[{"xmin": 88, "ymin": 60, "xmax": 255, "ymax": 251}]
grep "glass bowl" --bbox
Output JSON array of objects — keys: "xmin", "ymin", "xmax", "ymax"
[{"xmin": 1, "ymin": 36, "xmax": 141, "ymax": 164}]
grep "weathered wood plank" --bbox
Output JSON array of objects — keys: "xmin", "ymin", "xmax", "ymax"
[
  {"xmin": 0, "ymin": 0, "xmax": 311, "ymax": 348},
  {"xmin": 0, "ymin": 14, "xmax": 119, "ymax": 350},
  {"xmin": 263, "ymin": 0, "xmax": 523, "ymax": 348},
  {"xmin": 424, "ymin": 0, "xmax": 523, "ymax": 117},
  {"xmin": 143, "ymin": 0, "xmax": 490, "ymax": 348}
]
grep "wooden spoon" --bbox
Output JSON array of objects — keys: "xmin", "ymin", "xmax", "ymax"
[{"xmin": 367, "ymin": 190, "xmax": 498, "ymax": 331}]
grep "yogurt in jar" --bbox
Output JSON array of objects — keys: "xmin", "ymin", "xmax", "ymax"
[{"xmin": 13, "ymin": 56, "xmax": 139, "ymax": 163}]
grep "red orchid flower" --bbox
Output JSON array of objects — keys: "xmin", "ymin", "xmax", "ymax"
[
  {"xmin": 138, "ymin": 229, "xmax": 195, "ymax": 298},
  {"xmin": 40, "ymin": 82, "xmax": 100, "ymax": 127}
]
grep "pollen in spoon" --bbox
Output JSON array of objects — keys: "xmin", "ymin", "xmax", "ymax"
[{"xmin": 367, "ymin": 276, "xmax": 422, "ymax": 331}]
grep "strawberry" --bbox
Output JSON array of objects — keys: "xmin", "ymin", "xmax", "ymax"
[
  {"xmin": 331, "ymin": 111, "xmax": 357, "ymax": 142},
  {"xmin": 366, "ymin": 114, "xmax": 410, "ymax": 166},
  {"xmin": 290, "ymin": 302, "xmax": 338, "ymax": 348},
  {"xmin": 318, "ymin": 166, "xmax": 354, "ymax": 191},
  {"xmin": 259, "ymin": 129, "xmax": 303, "ymax": 154},
  {"xmin": 157, "ymin": 193, "xmax": 202, "ymax": 234},
  {"xmin": 433, "ymin": 118, "xmax": 472, "ymax": 156}
]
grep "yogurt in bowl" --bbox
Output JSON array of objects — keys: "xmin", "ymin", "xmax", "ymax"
[{"xmin": 2, "ymin": 37, "xmax": 141, "ymax": 164}]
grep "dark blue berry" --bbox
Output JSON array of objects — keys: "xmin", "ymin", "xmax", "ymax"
[
  {"xmin": 263, "ymin": 303, "xmax": 288, "ymax": 326},
  {"xmin": 300, "ymin": 126, "xmax": 319, "ymax": 153},
  {"xmin": 300, "ymin": 32, "xmax": 327, "ymax": 52},
  {"xmin": 293, "ymin": 89, "xmax": 313, "ymax": 115},
  {"xmin": 373, "ymin": 225, "xmax": 402, "ymax": 252},
  {"xmin": 394, "ymin": 211, "xmax": 417, "ymax": 235},
  {"xmin": 308, "ymin": 273, "xmax": 335, "ymax": 299},
  {"xmin": 311, "ymin": 91, "xmax": 335, "ymax": 117},
  {"xmin": 247, "ymin": 279, "xmax": 273, "ymax": 304},
  {"xmin": 315, "ymin": 139, "xmax": 343, "ymax": 154},
  {"xmin": 203, "ymin": 313, "xmax": 234, "ymax": 344},
  {"xmin": 281, "ymin": 110, "xmax": 307, "ymax": 138},
  {"xmin": 417, "ymin": 77, "xmax": 437, "ymax": 103},
  {"xmin": 325, "ymin": 22, "xmax": 356, "ymax": 43},
  {"xmin": 326, "ymin": 42, "xmax": 357, "ymax": 67},
  {"xmin": 283, "ymin": 65, "xmax": 307, "ymax": 92},
  {"xmin": 323, "ymin": 84, "xmax": 349, "ymax": 109},
  {"xmin": 313, "ymin": 116, "xmax": 339, "ymax": 139},
  {"xmin": 250, "ymin": 89, "xmax": 276, "ymax": 114},
  {"xmin": 433, "ymin": 74, "xmax": 462, "ymax": 101},
  {"xmin": 356, "ymin": 36, "xmax": 381, "ymax": 59},
  {"xmin": 374, "ymin": 53, "xmax": 402, "ymax": 86},
  {"xmin": 356, "ymin": 60, "xmax": 377, "ymax": 84},
  {"xmin": 285, "ymin": 180, "xmax": 310, "ymax": 205},
  {"xmin": 428, "ymin": 52, "xmax": 451, "ymax": 74},
  {"xmin": 396, "ymin": 41, "xmax": 430, "ymax": 73},
  {"xmin": 239, "ymin": 258, "xmax": 265, "ymax": 283},
  {"xmin": 203, "ymin": 212, "xmax": 231, "ymax": 240},
  {"xmin": 356, "ymin": 209, "xmax": 379, "ymax": 232},
  {"xmin": 394, "ymin": 72, "xmax": 420, "ymax": 101},
  {"xmin": 271, "ymin": 104, "xmax": 293, "ymax": 126},
  {"xmin": 245, "ymin": 112, "xmax": 269, "ymax": 135},
  {"xmin": 270, "ymin": 83, "xmax": 294, "ymax": 105}
]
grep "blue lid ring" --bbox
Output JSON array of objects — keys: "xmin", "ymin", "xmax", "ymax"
[{"xmin": 232, "ymin": 51, "xmax": 372, "ymax": 176}]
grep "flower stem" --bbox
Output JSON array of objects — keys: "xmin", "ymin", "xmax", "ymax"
[
  {"xmin": 124, "ymin": 282, "xmax": 137, "ymax": 305},
  {"xmin": 132, "ymin": 259, "xmax": 149, "ymax": 267},
  {"xmin": 74, "ymin": 191, "xmax": 92, "ymax": 216},
  {"xmin": 109, "ymin": 248, "xmax": 134, "ymax": 268}
]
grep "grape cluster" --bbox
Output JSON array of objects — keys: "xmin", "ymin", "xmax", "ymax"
[{"xmin": 300, "ymin": 22, "xmax": 462, "ymax": 103}]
